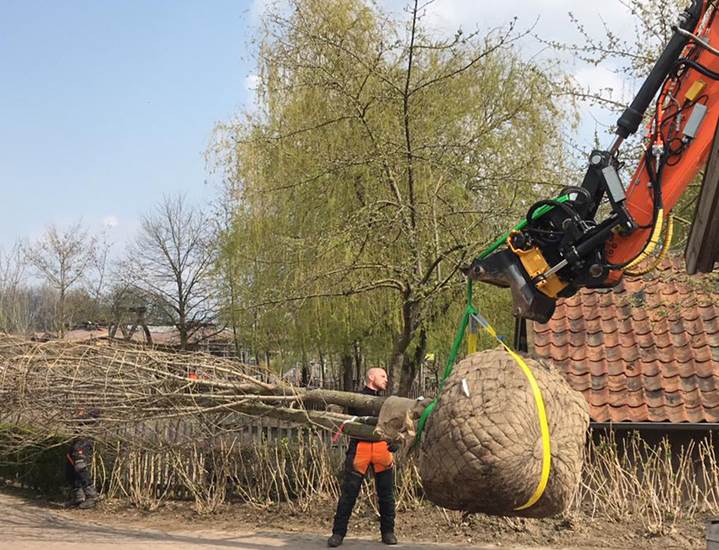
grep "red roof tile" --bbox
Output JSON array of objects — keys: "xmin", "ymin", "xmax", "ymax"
[{"xmin": 532, "ymin": 255, "xmax": 719, "ymax": 424}]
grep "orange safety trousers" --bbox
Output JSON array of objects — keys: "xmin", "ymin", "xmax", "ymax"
[{"xmin": 350, "ymin": 440, "xmax": 393, "ymax": 475}]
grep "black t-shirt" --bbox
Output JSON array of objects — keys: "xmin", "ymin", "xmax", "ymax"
[{"xmin": 347, "ymin": 385, "xmax": 380, "ymax": 417}]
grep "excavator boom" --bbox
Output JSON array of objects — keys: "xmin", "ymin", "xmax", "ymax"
[{"xmin": 466, "ymin": 0, "xmax": 719, "ymax": 323}]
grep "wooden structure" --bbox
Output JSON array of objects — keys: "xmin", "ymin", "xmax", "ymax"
[
  {"xmin": 686, "ymin": 120, "xmax": 719, "ymax": 274},
  {"xmin": 108, "ymin": 305, "xmax": 152, "ymax": 344}
]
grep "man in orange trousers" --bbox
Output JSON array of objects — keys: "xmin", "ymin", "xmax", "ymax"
[{"xmin": 328, "ymin": 368, "xmax": 397, "ymax": 547}]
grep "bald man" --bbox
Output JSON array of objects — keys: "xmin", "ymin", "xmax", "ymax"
[{"xmin": 328, "ymin": 368, "xmax": 397, "ymax": 547}]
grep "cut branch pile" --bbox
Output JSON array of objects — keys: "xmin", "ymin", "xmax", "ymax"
[{"xmin": 0, "ymin": 335, "xmax": 380, "ymax": 445}]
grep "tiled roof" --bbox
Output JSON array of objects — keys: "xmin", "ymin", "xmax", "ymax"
[
  {"xmin": 532, "ymin": 256, "xmax": 719, "ymax": 423},
  {"xmin": 33, "ymin": 326, "xmax": 236, "ymax": 345}
]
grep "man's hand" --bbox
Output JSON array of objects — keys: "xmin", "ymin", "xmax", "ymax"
[{"xmin": 73, "ymin": 457, "xmax": 87, "ymax": 472}]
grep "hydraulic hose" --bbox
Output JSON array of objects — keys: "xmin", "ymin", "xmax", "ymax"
[
  {"xmin": 476, "ymin": 194, "xmax": 571, "ymax": 260},
  {"xmin": 625, "ymin": 209, "xmax": 666, "ymax": 271},
  {"xmin": 625, "ymin": 211, "xmax": 674, "ymax": 276}
]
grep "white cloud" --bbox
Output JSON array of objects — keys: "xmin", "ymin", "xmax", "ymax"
[
  {"xmin": 244, "ymin": 73, "xmax": 260, "ymax": 92},
  {"xmin": 406, "ymin": 0, "xmax": 634, "ymax": 45},
  {"xmin": 573, "ymin": 65, "xmax": 630, "ymax": 99},
  {"xmin": 102, "ymin": 215, "xmax": 119, "ymax": 228}
]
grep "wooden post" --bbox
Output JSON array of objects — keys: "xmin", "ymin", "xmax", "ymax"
[{"xmin": 686, "ymin": 119, "xmax": 719, "ymax": 274}]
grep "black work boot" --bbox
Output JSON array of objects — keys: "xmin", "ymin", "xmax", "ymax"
[
  {"xmin": 65, "ymin": 487, "xmax": 85, "ymax": 508},
  {"xmin": 327, "ymin": 533, "xmax": 344, "ymax": 547},
  {"xmin": 78, "ymin": 498, "xmax": 97, "ymax": 509},
  {"xmin": 381, "ymin": 532, "xmax": 398, "ymax": 545},
  {"xmin": 78, "ymin": 485, "xmax": 99, "ymax": 509}
]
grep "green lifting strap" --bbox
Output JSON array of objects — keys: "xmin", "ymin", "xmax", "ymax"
[
  {"xmin": 414, "ymin": 193, "xmax": 570, "ymax": 444},
  {"xmin": 414, "ymin": 279, "xmax": 475, "ymax": 444}
]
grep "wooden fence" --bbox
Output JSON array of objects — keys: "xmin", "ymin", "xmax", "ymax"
[{"xmin": 0, "ymin": 413, "xmax": 348, "ymax": 500}]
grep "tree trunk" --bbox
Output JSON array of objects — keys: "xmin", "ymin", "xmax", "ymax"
[
  {"xmin": 237, "ymin": 402, "xmax": 381, "ymax": 440},
  {"xmin": 179, "ymin": 328, "xmax": 188, "ymax": 350},
  {"xmin": 398, "ymin": 327, "xmax": 427, "ymax": 396},
  {"xmin": 295, "ymin": 388, "xmax": 401, "ymax": 416},
  {"xmin": 353, "ymin": 340, "xmax": 363, "ymax": 386},
  {"xmin": 341, "ymin": 353, "xmax": 354, "ymax": 392},
  {"xmin": 178, "ymin": 309, "xmax": 189, "ymax": 350},
  {"xmin": 301, "ymin": 345, "xmax": 309, "ymax": 386},
  {"xmin": 231, "ymin": 322, "xmax": 241, "ymax": 359},
  {"xmin": 58, "ymin": 288, "xmax": 66, "ymax": 338},
  {"xmin": 388, "ymin": 298, "xmax": 416, "ymax": 394},
  {"xmin": 318, "ymin": 350, "xmax": 326, "ymax": 387},
  {"xmin": 388, "ymin": 329, "xmax": 413, "ymax": 394}
]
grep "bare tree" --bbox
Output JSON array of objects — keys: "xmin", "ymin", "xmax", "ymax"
[
  {"xmin": 0, "ymin": 242, "xmax": 34, "ymax": 334},
  {"xmin": 24, "ymin": 224, "xmax": 96, "ymax": 337},
  {"xmin": 121, "ymin": 195, "xmax": 218, "ymax": 350},
  {"xmin": 82, "ymin": 233, "xmax": 112, "ymax": 323}
]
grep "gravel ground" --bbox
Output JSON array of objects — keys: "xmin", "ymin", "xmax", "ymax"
[{"xmin": 0, "ymin": 490, "xmax": 554, "ymax": 550}]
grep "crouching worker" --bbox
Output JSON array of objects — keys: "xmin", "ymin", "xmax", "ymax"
[
  {"xmin": 328, "ymin": 368, "xmax": 398, "ymax": 547},
  {"xmin": 65, "ymin": 408, "xmax": 100, "ymax": 509}
]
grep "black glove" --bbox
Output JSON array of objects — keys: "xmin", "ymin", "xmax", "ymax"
[{"xmin": 387, "ymin": 441, "xmax": 400, "ymax": 453}]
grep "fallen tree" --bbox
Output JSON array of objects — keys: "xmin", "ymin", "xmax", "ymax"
[
  {"xmin": 0, "ymin": 336, "xmax": 388, "ymax": 440},
  {"xmin": 0, "ymin": 336, "xmax": 588, "ymax": 517}
]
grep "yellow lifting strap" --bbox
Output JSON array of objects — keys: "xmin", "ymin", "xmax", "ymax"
[
  {"xmin": 467, "ymin": 314, "xmax": 479, "ymax": 354},
  {"xmin": 471, "ymin": 313, "xmax": 552, "ymax": 511}
]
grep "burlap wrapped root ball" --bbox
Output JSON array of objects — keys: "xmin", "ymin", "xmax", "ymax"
[{"xmin": 418, "ymin": 349, "xmax": 589, "ymax": 518}]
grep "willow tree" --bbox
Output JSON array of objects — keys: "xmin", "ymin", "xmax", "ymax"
[{"xmin": 215, "ymin": 0, "xmax": 571, "ymax": 395}]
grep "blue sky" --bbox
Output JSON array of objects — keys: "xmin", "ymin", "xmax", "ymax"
[
  {"xmin": 0, "ymin": 0, "xmax": 258, "ymax": 247},
  {"xmin": 1, "ymin": 0, "xmax": 636, "ymax": 250}
]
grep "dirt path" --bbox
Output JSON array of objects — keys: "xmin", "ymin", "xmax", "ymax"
[{"xmin": 0, "ymin": 490, "xmax": 568, "ymax": 550}]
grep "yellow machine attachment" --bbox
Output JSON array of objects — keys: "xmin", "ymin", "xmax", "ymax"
[{"xmin": 507, "ymin": 232, "xmax": 567, "ymax": 299}]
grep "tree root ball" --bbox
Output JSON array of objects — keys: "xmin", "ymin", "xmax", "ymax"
[{"xmin": 418, "ymin": 349, "xmax": 589, "ymax": 518}]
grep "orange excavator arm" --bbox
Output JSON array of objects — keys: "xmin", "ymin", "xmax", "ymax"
[
  {"xmin": 608, "ymin": 1, "xmax": 719, "ymax": 268},
  {"xmin": 465, "ymin": 0, "xmax": 719, "ymax": 323}
]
